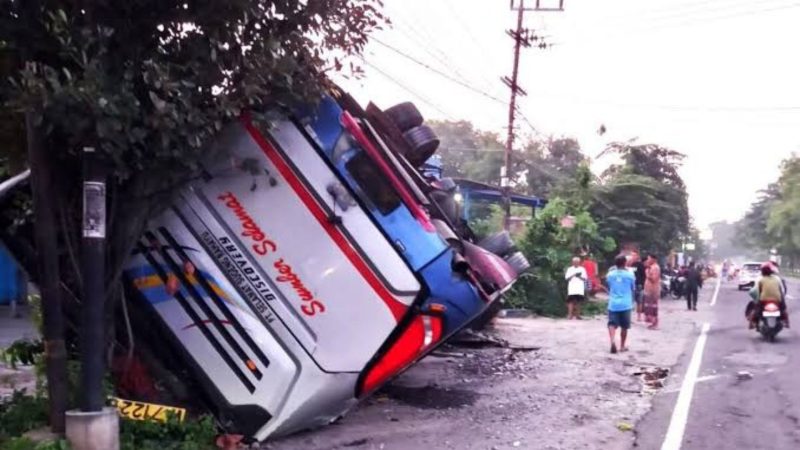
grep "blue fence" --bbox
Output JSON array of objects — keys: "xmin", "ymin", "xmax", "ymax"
[{"xmin": 0, "ymin": 242, "xmax": 25, "ymax": 305}]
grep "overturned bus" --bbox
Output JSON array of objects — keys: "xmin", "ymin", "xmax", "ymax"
[{"xmin": 121, "ymin": 92, "xmax": 529, "ymax": 441}]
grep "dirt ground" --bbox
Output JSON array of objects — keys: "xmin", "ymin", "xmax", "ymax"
[{"xmin": 264, "ymin": 292, "xmax": 712, "ymax": 450}]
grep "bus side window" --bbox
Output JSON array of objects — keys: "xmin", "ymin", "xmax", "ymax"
[{"xmin": 345, "ymin": 151, "xmax": 402, "ymax": 215}]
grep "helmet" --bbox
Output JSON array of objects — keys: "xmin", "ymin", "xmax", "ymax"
[{"xmin": 762, "ymin": 262, "xmax": 778, "ymax": 274}]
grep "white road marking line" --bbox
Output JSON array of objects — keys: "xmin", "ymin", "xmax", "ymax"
[
  {"xmin": 661, "ymin": 322, "xmax": 711, "ymax": 450},
  {"xmin": 710, "ymin": 277, "xmax": 722, "ymax": 307}
]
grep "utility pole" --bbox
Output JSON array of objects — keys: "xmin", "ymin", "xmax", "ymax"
[
  {"xmin": 65, "ymin": 147, "xmax": 118, "ymax": 450},
  {"xmin": 502, "ymin": 0, "xmax": 564, "ymax": 231},
  {"xmin": 80, "ymin": 146, "xmax": 107, "ymax": 412}
]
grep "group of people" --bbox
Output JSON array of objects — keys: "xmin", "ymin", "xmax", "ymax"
[{"xmin": 565, "ymin": 251, "xmax": 664, "ymax": 353}]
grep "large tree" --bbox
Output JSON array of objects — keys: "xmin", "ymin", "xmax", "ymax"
[
  {"xmin": 428, "ymin": 120, "xmax": 505, "ymax": 184},
  {"xmin": 735, "ymin": 183, "xmax": 780, "ymax": 254},
  {"xmin": 766, "ymin": 156, "xmax": 800, "ymax": 265},
  {"xmin": 592, "ymin": 141, "xmax": 690, "ymax": 256},
  {"xmin": 429, "ymin": 120, "xmax": 585, "ymax": 198},
  {"xmin": 518, "ymin": 136, "xmax": 586, "ymax": 198}
]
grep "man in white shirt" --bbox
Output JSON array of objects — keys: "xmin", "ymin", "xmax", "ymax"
[{"xmin": 565, "ymin": 256, "xmax": 588, "ymax": 320}]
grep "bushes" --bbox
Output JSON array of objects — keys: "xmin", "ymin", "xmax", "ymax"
[
  {"xmin": 120, "ymin": 414, "xmax": 217, "ymax": 450},
  {"xmin": 1, "ymin": 337, "xmax": 218, "ymax": 449},
  {"xmin": 0, "ymin": 391, "xmax": 49, "ymax": 443},
  {"xmin": 506, "ymin": 198, "xmax": 615, "ymax": 316}
]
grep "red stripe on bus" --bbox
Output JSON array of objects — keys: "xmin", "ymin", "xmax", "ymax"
[{"xmin": 241, "ymin": 117, "xmax": 407, "ymax": 321}]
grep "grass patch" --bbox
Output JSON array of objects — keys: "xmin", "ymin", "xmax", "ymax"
[{"xmin": 581, "ymin": 299, "xmax": 608, "ymax": 317}]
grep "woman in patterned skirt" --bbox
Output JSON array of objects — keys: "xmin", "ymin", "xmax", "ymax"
[{"xmin": 643, "ymin": 254, "xmax": 661, "ymax": 330}]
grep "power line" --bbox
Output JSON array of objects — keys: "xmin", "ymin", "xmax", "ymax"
[
  {"xmin": 572, "ymin": 1, "xmax": 800, "ymax": 42},
  {"xmin": 386, "ymin": 21, "xmax": 482, "ymax": 93},
  {"xmin": 601, "ymin": 0, "xmax": 795, "ymax": 24},
  {"xmin": 371, "ymin": 37, "xmax": 509, "ymax": 106},
  {"xmin": 362, "ymin": 59, "xmax": 456, "ymax": 119},
  {"xmin": 442, "ymin": 0, "xmax": 507, "ymax": 97},
  {"xmin": 390, "ymin": 8, "xmax": 487, "ymax": 94}
]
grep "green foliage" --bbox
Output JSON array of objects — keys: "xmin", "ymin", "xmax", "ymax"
[
  {"xmin": 592, "ymin": 173, "xmax": 688, "ymax": 256},
  {"xmin": 0, "ymin": 388, "xmax": 216, "ymax": 449},
  {"xmin": 735, "ymin": 155, "xmax": 800, "ymax": 267},
  {"xmin": 600, "ymin": 141, "xmax": 686, "ymax": 190},
  {"xmin": 0, "ymin": 391, "xmax": 49, "ymax": 443},
  {"xmin": 0, "ymin": 339, "xmax": 43, "ymax": 369},
  {"xmin": 0, "ymin": 0, "xmax": 388, "ymax": 335},
  {"xmin": 766, "ymin": 156, "xmax": 800, "ymax": 260},
  {"xmin": 3, "ymin": 437, "xmax": 72, "ymax": 450},
  {"xmin": 735, "ymin": 183, "xmax": 780, "ymax": 254},
  {"xmin": 506, "ymin": 198, "xmax": 615, "ymax": 316},
  {"xmin": 591, "ymin": 141, "xmax": 690, "ymax": 257},
  {"xmin": 518, "ymin": 137, "xmax": 586, "ymax": 198},
  {"xmin": 581, "ymin": 299, "xmax": 608, "ymax": 317},
  {"xmin": 466, "ymin": 203, "xmax": 504, "ymax": 239},
  {"xmin": 429, "ymin": 120, "xmax": 586, "ymax": 198},
  {"xmin": 428, "ymin": 120, "xmax": 505, "ymax": 184},
  {"xmin": 120, "ymin": 414, "xmax": 217, "ymax": 450}
]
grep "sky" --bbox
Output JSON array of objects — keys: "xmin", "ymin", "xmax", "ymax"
[{"xmin": 332, "ymin": 0, "xmax": 800, "ymax": 235}]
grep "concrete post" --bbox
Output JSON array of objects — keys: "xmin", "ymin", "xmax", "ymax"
[{"xmin": 65, "ymin": 407, "xmax": 119, "ymax": 450}]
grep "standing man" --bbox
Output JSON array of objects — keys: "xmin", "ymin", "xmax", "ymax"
[
  {"xmin": 565, "ymin": 256, "xmax": 588, "ymax": 320},
  {"xmin": 581, "ymin": 252, "xmax": 600, "ymax": 296},
  {"xmin": 644, "ymin": 254, "xmax": 662, "ymax": 330},
  {"xmin": 685, "ymin": 262, "xmax": 703, "ymax": 311},
  {"xmin": 631, "ymin": 251, "xmax": 647, "ymax": 322},
  {"xmin": 607, "ymin": 254, "xmax": 635, "ymax": 354}
]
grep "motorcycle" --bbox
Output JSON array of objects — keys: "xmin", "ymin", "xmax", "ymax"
[
  {"xmin": 670, "ymin": 275, "xmax": 687, "ymax": 299},
  {"xmin": 759, "ymin": 300, "xmax": 783, "ymax": 342},
  {"xmin": 660, "ymin": 275, "xmax": 670, "ymax": 299}
]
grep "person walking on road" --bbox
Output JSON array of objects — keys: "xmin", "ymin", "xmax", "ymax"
[
  {"xmin": 565, "ymin": 256, "xmax": 588, "ymax": 320},
  {"xmin": 685, "ymin": 262, "xmax": 703, "ymax": 311},
  {"xmin": 607, "ymin": 254, "xmax": 635, "ymax": 354},
  {"xmin": 644, "ymin": 254, "xmax": 661, "ymax": 329}
]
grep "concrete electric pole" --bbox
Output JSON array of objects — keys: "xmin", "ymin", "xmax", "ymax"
[{"xmin": 503, "ymin": 0, "xmax": 564, "ymax": 230}]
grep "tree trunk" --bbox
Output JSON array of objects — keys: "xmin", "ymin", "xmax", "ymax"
[{"xmin": 26, "ymin": 111, "xmax": 69, "ymax": 433}]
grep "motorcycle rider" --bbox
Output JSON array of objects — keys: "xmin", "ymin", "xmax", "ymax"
[{"xmin": 747, "ymin": 262, "xmax": 790, "ymax": 329}]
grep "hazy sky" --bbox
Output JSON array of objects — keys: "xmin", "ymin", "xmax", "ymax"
[{"xmin": 333, "ymin": 0, "xmax": 800, "ymax": 233}]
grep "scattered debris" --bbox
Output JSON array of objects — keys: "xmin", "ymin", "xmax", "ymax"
[
  {"xmin": 342, "ymin": 438, "xmax": 369, "ymax": 447},
  {"xmin": 736, "ymin": 371, "xmax": 753, "ymax": 381},
  {"xmin": 633, "ymin": 367, "xmax": 670, "ymax": 390},
  {"xmin": 448, "ymin": 329, "xmax": 540, "ymax": 352},
  {"xmin": 617, "ymin": 422, "xmax": 634, "ymax": 432}
]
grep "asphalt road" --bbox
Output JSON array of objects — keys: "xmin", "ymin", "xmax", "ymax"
[{"xmin": 636, "ymin": 278, "xmax": 800, "ymax": 450}]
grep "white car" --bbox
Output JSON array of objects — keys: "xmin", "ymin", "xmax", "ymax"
[{"xmin": 738, "ymin": 262, "xmax": 762, "ymax": 290}]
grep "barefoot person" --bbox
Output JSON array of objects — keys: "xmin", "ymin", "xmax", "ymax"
[
  {"xmin": 607, "ymin": 254, "xmax": 635, "ymax": 354},
  {"xmin": 644, "ymin": 254, "xmax": 662, "ymax": 329},
  {"xmin": 565, "ymin": 257, "xmax": 588, "ymax": 320}
]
